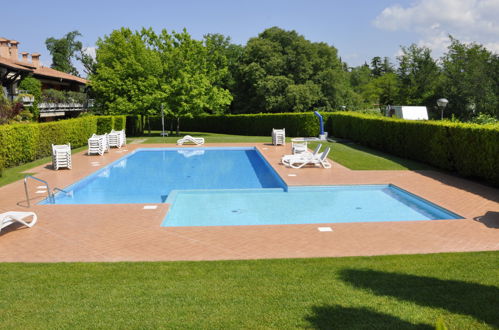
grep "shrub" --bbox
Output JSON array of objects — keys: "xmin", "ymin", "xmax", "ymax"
[
  {"xmin": 112, "ymin": 116, "xmax": 126, "ymax": 130},
  {"xmin": 96, "ymin": 116, "xmax": 114, "ymax": 134},
  {"xmin": 0, "ymin": 115, "xmax": 125, "ymax": 168},
  {"xmin": 329, "ymin": 112, "xmax": 499, "ymax": 185},
  {"xmin": 19, "ymin": 77, "xmax": 42, "ymax": 118},
  {"xmin": 0, "ymin": 156, "xmax": 4, "ymax": 177}
]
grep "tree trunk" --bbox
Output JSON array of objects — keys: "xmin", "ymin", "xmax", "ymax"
[
  {"xmin": 176, "ymin": 117, "xmax": 180, "ymax": 136},
  {"xmin": 147, "ymin": 116, "xmax": 151, "ymax": 136}
]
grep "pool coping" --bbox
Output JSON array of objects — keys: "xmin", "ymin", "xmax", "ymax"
[{"xmin": 0, "ymin": 142, "xmax": 498, "ymax": 262}]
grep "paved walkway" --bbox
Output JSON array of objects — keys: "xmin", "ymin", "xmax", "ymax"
[{"xmin": 0, "ymin": 143, "xmax": 498, "ymax": 262}]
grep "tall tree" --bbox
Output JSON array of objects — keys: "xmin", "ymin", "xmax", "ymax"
[
  {"xmin": 91, "ymin": 28, "xmax": 162, "ymax": 123},
  {"xmin": 232, "ymin": 27, "xmax": 357, "ymax": 113},
  {"xmin": 440, "ymin": 37, "xmax": 498, "ymax": 119},
  {"xmin": 45, "ymin": 31, "xmax": 83, "ymax": 76},
  {"xmin": 396, "ymin": 44, "xmax": 440, "ymax": 107},
  {"xmin": 91, "ymin": 27, "xmax": 232, "ymax": 134}
]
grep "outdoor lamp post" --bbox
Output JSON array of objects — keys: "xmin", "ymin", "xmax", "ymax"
[{"xmin": 437, "ymin": 98, "xmax": 448, "ymax": 120}]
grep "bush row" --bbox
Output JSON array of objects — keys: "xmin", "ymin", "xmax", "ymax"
[
  {"xmin": 0, "ymin": 115, "xmax": 126, "ymax": 168},
  {"xmin": 328, "ymin": 112, "xmax": 499, "ymax": 185},
  {"xmin": 132, "ymin": 113, "xmax": 324, "ymax": 137}
]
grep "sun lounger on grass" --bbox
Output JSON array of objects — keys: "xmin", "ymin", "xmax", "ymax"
[
  {"xmin": 1, "ymin": 211, "xmax": 37, "ymax": 233},
  {"xmin": 177, "ymin": 135, "xmax": 205, "ymax": 145}
]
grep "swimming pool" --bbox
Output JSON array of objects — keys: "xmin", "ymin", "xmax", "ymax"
[
  {"xmin": 41, "ymin": 146, "xmax": 462, "ymax": 225},
  {"xmin": 41, "ymin": 147, "xmax": 286, "ymax": 204},
  {"xmin": 162, "ymin": 185, "xmax": 462, "ymax": 226}
]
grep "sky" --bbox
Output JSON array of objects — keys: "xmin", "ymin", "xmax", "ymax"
[{"xmin": 2, "ymin": 0, "xmax": 498, "ymax": 76}]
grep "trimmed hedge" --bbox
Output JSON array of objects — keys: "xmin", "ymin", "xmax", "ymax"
[
  {"xmin": 328, "ymin": 112, "xmax": 499, "ymax": 185},
  {"xmin": 137, "ymin": 113, "xmax": 324, "ymax": 137},
  {"xmin": 0, "ymin": 116, "xmax": 125, "ymax": 168}
]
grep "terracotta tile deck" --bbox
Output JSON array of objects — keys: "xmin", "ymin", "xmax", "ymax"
[{"xmin": 0, "ymin": 142, "xmax": 498, "ymax": 262}]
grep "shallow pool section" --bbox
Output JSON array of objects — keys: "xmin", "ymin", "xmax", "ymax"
[
  {"xmin": 40, "ymin": 147, "xmax": 286, "ymax": 204},
  {"xmin": 162, "ymin": 185, "xmax": 462, "ymax": 226}
]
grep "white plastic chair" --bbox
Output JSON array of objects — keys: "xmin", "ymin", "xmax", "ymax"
[
  {"xmin": 272, "ymin": 128, "xmax": 285, "ymax": 145},
  {"xmin": 1, "ymin": 211, "xmax": 37, "ymax": 233},
  {"xmin": 292, "ymin": 141, "xmax": 308, "ymax": 154},
  {"xmin": 52, "ymin": 143, "xmax": 72, "ymax": 170},
  {"xmin": 284, "ymin": 146, "xmax": 331, "ymax": 169},
  {"xmin": 177, "ymin": 135, "xmax": 205, "ymax": 145}
]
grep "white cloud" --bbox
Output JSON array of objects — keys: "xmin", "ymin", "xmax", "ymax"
[
  {"xmin": 374, "ymin": 0, "xmax": 499, "ymax": 56},
  {"xmin": 83, "ymin": 46, "xmax": 96, "ymax": 59}
]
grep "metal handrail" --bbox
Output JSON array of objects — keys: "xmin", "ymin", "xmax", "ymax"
[
  {"xmin": 24, "ymin": 175, "xmax": 53, "ymax": 207},
  {"xmin": 53, "ymin": 187, "xmax": 70, "ymax": 196}
]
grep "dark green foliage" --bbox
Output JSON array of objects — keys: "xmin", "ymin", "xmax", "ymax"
[
  {"xmin": 125, "ymin": 115, "xmax": 144, "ymax": 136},
  {"xmin": 18, "ymin": 77, "xmax": 42, "ymax": 118},
  {"xmin": 329, "ymin": 112, "xmax": 499, "ymax": 185},
  {"xmin": 232, "ymin": 27, "xmax": 356, "ymax": 113},
  {"xmin": 440, "ymin": 37, "xmax": 498, "ymax": 119},
  {"xmin": 0, "ymin": 116, "xmax": 125, "ymax": 168},
  {"xmin": 45, "ymin": 31, "xmax": 83, "ymax": 76}
]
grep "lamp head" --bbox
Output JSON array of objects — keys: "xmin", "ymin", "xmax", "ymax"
[{"xmin": 437, "ymin": 98, "xmax": 449, "ymax": 108}]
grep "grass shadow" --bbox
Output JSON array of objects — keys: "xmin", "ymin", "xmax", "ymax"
[
  {"xmin": 340, "ymin": 269, "xmax": 499, "ymax": 328},
  {"xmin": 305, "ymin": 305, "xmax": 431, "ymax": 329}
]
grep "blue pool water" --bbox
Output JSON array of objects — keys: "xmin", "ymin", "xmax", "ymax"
[
  {"xmin": 162, "ymin": 185, "xmax": 462, "ymax": 227},
  {"xmin": 41, "ymin": 147, "xmax": 286, "ymax": 204}
]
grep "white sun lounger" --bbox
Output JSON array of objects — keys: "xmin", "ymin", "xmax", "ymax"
[
  {"xmin": 52, "ymin": 143, "xmax": 72, "ymax": 170},
  {"xmin": 281, "ymin": 144, "xmax": 322, "ymax": 164},
  {"xmin": 177, "ymin": 135, "xmax": 205, "ymax": 145},
  {"xmin": 108, "ymin": 129, "xmax": 126, "ymax": 148},
  {"xmin": 1, "ymin": 211, "xmax": 37, "ymax": 233},
  {"xmin": 88, "ymin": 133, "xmax": 109, "ymax": 155},
  {"xmin": 283, "ymin": 146, "xmax": 331, "ymax": 169}
]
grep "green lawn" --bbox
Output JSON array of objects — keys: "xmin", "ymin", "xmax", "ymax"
[
  {"xmin": 0, "ymin": 146, "xmax": 87, "ymax": 188},
  {"xmin": 1, "ymin": 252, "xmax": 497, "ymax": 329},
  {"xmin": 308, "ymin": 141, "xmax": 434, "ymax": 170}
]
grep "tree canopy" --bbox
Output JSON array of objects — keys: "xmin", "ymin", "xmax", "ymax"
[
  {"xmin": 85, "ymin": 26, "xmax": 498, "ymax": 121},
  {"xmin": 45, "ymin": 31, "xmax": 83, "ymax": 76},
  {"xmin": 90, "ymin": 28, "xmax": 232, "ymax": 133},
  {"xmin": 231, "ymin": 27, "xmax": 357, "ymax": 113}
]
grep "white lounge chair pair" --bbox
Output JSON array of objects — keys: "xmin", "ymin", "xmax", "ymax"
[
  {"xmin": 52, "ymin": 143, "xmax": 72, "ymax": 170},
  {"xmin": 282, "ymin": 145, "xmax": 331, "ymax": 169},
  {"xmin": 88, "ymin": 133, "xmax": 110, "ymax": 156},
  {"xmin": 177, "ymin": 135, "xmax": 205, "ymax": 145},
  {"xmin": 272, "ymin": 128, "xmax": 285, "ymax": 146},
  {"xmin": 1, "ymin": 211, "xmax": 37, "ymax": 233}
]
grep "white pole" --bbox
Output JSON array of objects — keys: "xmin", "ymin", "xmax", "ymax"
[{"xmin": 161, "ymin": 104, "xmax": 166, "ymax": 136}]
